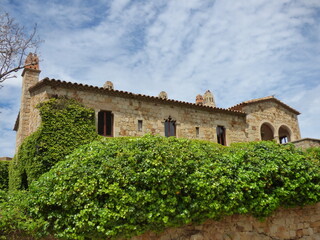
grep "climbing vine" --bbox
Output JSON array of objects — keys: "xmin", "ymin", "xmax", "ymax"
[
  {"xmin": 29, "ymin": 136, "xmax": 320, "ymax": 239},
  {"xmin": 9, "ymin": 97, "xmax": 99, "ymax": 190},
  {"xmin": 2, "ymin": 96, "xmax": 320, "ymax": 239}
]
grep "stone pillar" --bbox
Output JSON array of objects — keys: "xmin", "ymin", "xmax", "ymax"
[{"xmin": 15, "ymin": 53, "xmax": 40, "ymax": 152}]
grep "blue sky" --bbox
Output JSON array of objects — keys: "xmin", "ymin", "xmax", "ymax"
[{"xmin": 1, "ymin": 0, "xmax": 320, "ymax": 157}]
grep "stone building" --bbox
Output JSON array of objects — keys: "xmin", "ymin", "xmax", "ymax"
[{"xmin": 14, "ymin": 53, "xmax": 308, "ymax": 151}]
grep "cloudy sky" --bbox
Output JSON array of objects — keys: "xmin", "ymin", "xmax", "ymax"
[{"xmin": 1, "ymin": 0, "xmax": 320, "ymax": 157}]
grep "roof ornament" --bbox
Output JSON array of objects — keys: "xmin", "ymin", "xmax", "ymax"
[
  {"xmin": 24, "ymin": 52, "xmax": 39, "ymax": 70},
  {"xmin": 103, "ymin": 81, "xmax": 114, "ymax": 90},
  {"xmin": 203, "ymin": 90, "xmax": 216, "ymax": 107},
  {"xmin": 158, "ymin": 91, "xmax": 168, "ymax": 100},
  {"xmin": 196, "ymin": 94, "xmax": 203, "ymax": 105}
]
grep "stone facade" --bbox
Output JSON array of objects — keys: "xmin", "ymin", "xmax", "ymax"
[
  {"xmin": 14, "ymin": 56, "xmax": 306, "ymax": 151},
  {"xmin": 230, "ymin": 98, "xmax": 301, "ymax": 143},
  {"xmin": 130, "ymin": 203, "xmax": 320, "ymax": 240},
  {"xmin": 26, "ymin": 80, "xmax": 247, "ymax": 145},
  {"xmin": 290, "ymin": 138, "xmax": 320, "ymax": 149}
]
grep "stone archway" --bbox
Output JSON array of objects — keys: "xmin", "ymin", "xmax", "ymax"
[
  {"xmin": 260, "ymin": 123, "xmax": 274, "ymax": 141},
  {"xmin": 278, "ymin": 125, "xmax": 291, "ymax": 144}
]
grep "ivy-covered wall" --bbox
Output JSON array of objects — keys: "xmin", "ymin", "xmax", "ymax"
[
  {"xmin": 9, "ymin": 98, "xmax": 99, "ymax": 190},
  {"xmin": 3, "ymin": 96, "xmax": 320, "ymax": 239}
]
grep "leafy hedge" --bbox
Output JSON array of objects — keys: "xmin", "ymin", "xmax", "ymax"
[
  {"xmin": 0, "ymin": 190, "xmax": 47, "ymax": 239},
  {"xmin": 0, "ymin": 161, "xmax": 10, "ymax": 190},
  {"xmin": 9, "ymin": 98, "xmax": 99, "ymax": 190},
  {"xmin": 305, "ymin": 147, "xmax": 320, "ymax": 164},
  {"xmin": 26, "ymin": 135, "xmax": 320, "ymax": 240}
]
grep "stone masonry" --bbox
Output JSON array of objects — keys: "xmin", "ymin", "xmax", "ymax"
[
  {"xmin": 231, "ymin": 99, "xmax": 301, "ymax": 143},
  {"xmin": 14, "ymin": 55, "xmax": 41, "ymax": 150},
  {"xmin": 291, "ymin": 138, "xmax": 320, "ymax": 149},
  {"xmin": 130, "ymin": 203, "xmax": 320, "ymax": 240},
  {"xmin": 27, "ymin": 80, "xmax": 247, "ymax": 145}
]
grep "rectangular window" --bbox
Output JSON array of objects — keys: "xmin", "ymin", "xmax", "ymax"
[
  {"xmin": 216, "ymin": 125, "xmax": 226, "ymax": 145},
  {"xmin": 98, "ymin": 111, "xmax": 113, "ymax": 137},
  {"xmin": 164, "ymin": 118, "xmax": 176, "ymax": 137},
  {"xmin": 196, "ymin": 127, "xmax": 199, "ymax": 138},
  {"xmin": 138, "ymin": 120, "xmax": 143, "ymax": 132}
]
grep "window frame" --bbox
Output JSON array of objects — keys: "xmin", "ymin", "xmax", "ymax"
[
  {"xmin": 216, "ymin": 125, "xmax": 226, "ymax": 145},
  {"xmin": 98, "ymin": 110, "xmax": 114, "ymax": 137},
  {"xmin": 138, "ymin": 120, "xmax": 143, "ymax": 132},
  {"xmin": 195, "ymin": 127, "xmax": 200, "ymax": 138},
  {"xmin": 280, "ymin": 136, "xmax": 288, "ymax": 144},
  {"xmin": 164, "ymin": 116, "xmax": 176, "ymax": 137}
]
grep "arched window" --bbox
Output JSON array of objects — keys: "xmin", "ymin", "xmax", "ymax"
[
  {"xmin": 278, "ymin": 125, "xmax": 291, "ymax": 144},
  {"xmin": 164, "ymin": 116, "xmax": 176, "ymax": 137},
  {"xmin": 260, "ymin": 123, "xmax": 274, "ymax": 141}
]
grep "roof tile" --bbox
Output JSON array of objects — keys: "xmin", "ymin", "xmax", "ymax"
[{"xmin": 29, "ymin": 78, "xmax": 246, "ymax": 116}]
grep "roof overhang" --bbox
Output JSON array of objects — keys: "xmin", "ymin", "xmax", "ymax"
[
  {"xmin": 229, "ymin": 96, "xmax": 300, "ymax": 115},
  {"xmin": 30, "ymin": 78, "xmax": 247, "ymax": 117}
]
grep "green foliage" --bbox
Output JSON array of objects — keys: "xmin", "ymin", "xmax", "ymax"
[
  {"xmin": 0, "ymin": 161, "xmax": 10, "ymax": 190},
  {"xmin": 227, "ymin": 142, "xmax": 320, "ymax": 215},
  {"xmin": 0, "ymin": 190, "xmax": 48, "ymax": 239},
  {"xmin": 28, "ymin": 136, "xmax": 320, "ymax": 240},
  {"xmin": 305, "ymin": 147, "xmax": 320, "ymax": 166},
  {"xmin": 9, "ymin": 98, "xmax": 99, "ymax": 190}
]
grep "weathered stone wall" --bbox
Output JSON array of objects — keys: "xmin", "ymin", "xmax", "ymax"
[
  {"xmin": 131, "ymin": 203, "xmax": 320, "ymax": 240},
  {"xmin": 15, "ymin": 69, "xmax": 41, "ymax": 151},
  {"xmin": 29, "ymin": 89, "xmax": 50, "ymax": 134},
  {"xmin": 30, "ymin": 85, "xmax": 248, "ymax": 145},
  {"xmin": 242, "ymin": 102, "xmax": 301, "ymax": 143},
  {"xmin": 17, "ymin": 79, "xmax": 302, "ymax": 150},
  {"xmin": 291, "ymin": 138, "xmax": 320, "ymax": 149}
]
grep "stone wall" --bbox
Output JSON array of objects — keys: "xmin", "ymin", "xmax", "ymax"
[
  {"xmin": 18, "ymin": 79, "xmax": 302, "ymax": 150},
  {"xmin": 131, "ymin": 203, "xmax": 320, "ymax": 240},
  {"xmin": 30, "ymin": 85, "xmax": 248, "ymax": 145},
  {"xmin": 29, "ymin": 89, "xmax": 50, "ymax": 134},
  {"xmin": 291, "ymin": 138, "xmax": 320, "ymax": 149},
  {"xmin": 242, "ymin": 102, "xmax": 301, "ymax": 143}
]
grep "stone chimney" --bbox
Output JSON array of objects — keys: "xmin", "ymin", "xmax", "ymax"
[
  {"xmin": 203, "ymin": 90, "xmax": 216, "ymax": 107},
  {"xmin": 158, "ymin": 91, "xmax": 168, "ymax": 100},
  {"xmin": 24, "ymin": 53, "xmax": 39, "ymax": 70},
  {"xmin": 15, "ymin": 53, "xmax": 41, "ymax": 151},
  {"xmin": 196, "ymin": 94, "xmax": 203, "ymax": 105},
  {"xmin": 103, "ymin": 81, "xmax": 114, "ymax": 90}
]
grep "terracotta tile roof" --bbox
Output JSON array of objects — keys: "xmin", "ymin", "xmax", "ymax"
[
  {"xmin": 29, "ymin": 78, "xmax": 246, "ymax": 116},
  {"xmin": 229, "ymin": 96, "xmax": 300, "ymax": 115}
]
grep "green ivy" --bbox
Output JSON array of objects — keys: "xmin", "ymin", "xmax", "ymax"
[
  {"xmin": 28, "ymin": 136, "xmax": 320, "ymax": 240},
  {"xmin": 0, "ymin": 190, "xmax": 48, "ymax": 239},
  {"xmin": 3, "ymin": 96, "xmax": 320, "ymax": 239},
  {"xmin": 9, "ymin": 98, "xmax": 99, "ymax": 190},
  {"xmin": 305, "ymin": 147, "xmax": 320, "ymax": 166},
  {"xmin": 0, "ymin": 161, "xmax": 10, "ymax": 190}
]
